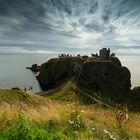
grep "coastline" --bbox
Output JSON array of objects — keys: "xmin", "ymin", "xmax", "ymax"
[{"xmin": 0, "ymin": 54, "xmax": 140, "ymax": 92}]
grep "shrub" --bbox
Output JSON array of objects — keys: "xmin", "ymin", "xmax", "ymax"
[{"xmin": 4, "ymin": 114, "xmax": 48, "ymax": 140}]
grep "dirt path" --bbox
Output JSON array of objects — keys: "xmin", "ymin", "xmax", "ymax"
[{"xmin": 35, "ymin": 89, "xmax": 54, "ymax": 96}]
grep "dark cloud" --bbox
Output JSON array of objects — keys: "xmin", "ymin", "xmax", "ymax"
[
  {"xmin": 0, "ymin": 0, "xmax": 140, "ymax": 54},
  {"xmin": 0, "ymin": 0, "xmax": 46, "ymax": 17}
]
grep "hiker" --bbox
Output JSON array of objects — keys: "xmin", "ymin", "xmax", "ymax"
[
  {"xmin": 30, "ymin": 86, "xmax": 33, "ymax": 90},
  {"xmin": 24, "ymin": 87, "xmax": 27, "ymax": 92}
]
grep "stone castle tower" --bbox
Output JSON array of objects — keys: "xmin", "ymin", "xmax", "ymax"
[{"xmin": 99, "ymin": 48, "xmax": 110, "ymax": 60}]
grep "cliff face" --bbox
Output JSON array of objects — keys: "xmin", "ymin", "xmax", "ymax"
[
  {"xmin": 109, "ymin": 56, "xmax": 122, "ymax": 67},
  {"xmin": 79, "ymin": 61, "xmax": 131, "ymax": 92},
  {"xmin": 37, "ymin": 57, "xmax": 85, "ymax": 90},
  {"xmin": 37, "ymin": 56, "xmax": 131, "ymax": 92}
]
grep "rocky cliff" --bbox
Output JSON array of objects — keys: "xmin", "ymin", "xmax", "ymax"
[
  {"xmin": 37, "ymin": 56, "xmax": 131, "ymax": 92},
  {"xmin": 79, "ymin": 60, "xmax": 131, "ymax": 92},
  {"xmin": 26, "ymin": 64, "xmax": 40, "ymax": 72},
  {"xmin": 37, "ymin": 57, "xmax": 85, "ymax": 90}
]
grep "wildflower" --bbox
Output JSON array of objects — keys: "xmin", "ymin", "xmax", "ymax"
[
  {"xmin": 109, "ymin": 134, "xmax": 116, "ymax": 140},
  {"xmin": 103, "ymin": 129, "xmax": 111, "ymax": 134},
  {"xmin": 74, "ymin": 131, "xmax": 78, "ymax": 134},
  {"xmin": 92, "ymin": 127, "xmax": 95, "ymax": 131},
  {"xmin": 69, "ymin": 120, "xmax": 74, "ymax": 124},
  {"xmin": 77, "ymin": 125, "xmax": 80, "ymax": 128},
  {"xmin": 77, "ymin": 115, "xmax": 81, "ymax": 120},
  {"xmin": 70, "ymin": 121, "xmax": 74, "ymax": 124},
  {"xmin": 103, "ymin": 129, "xmax": 116, "ymax": 140},
  {"xmin": 81, "ymin": 110, "xmax": 84, "ymax": 113},
  {"xmin": 77, "ymin": 115, "xmax": 80, "ymax": 118}
]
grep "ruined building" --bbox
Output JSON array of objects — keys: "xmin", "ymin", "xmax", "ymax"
[{"xmin": 99, "ymin": 48, "xmax": 110, "ymax": 60}]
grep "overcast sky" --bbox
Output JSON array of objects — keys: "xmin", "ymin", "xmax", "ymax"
[{"xmin": 0, "ymin": 0, "xmax": 140, "ymax": 54}]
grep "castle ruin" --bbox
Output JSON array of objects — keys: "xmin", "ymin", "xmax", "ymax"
[{"xmin": 99, "ymin": 48, "xmax": 110, "ymax": 60}]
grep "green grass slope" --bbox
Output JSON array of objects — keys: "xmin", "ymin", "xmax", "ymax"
[{"xmin": 0, "ymin": 89, "xmax": 140, "ymax": 139}]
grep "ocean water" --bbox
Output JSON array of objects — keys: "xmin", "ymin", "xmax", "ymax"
[
  {"xmin": 0, "ymin": 54, "xmax": 57, "ymax": 93},
  {"xmin": 0, "ymin": 54, "xmax": 139, "ymax": 93},
  {"xmin": 119, "ymin": 55, "xmax": 140, "ymax": 88}
]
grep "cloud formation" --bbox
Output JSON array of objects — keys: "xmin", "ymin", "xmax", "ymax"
[{"xmin": 0, "ymin": 0, "xmax": 140, "ymax": 54}]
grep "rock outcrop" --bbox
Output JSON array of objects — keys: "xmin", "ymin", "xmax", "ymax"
[
  {"xmin": 109, "ymin": 56, "xmax": 122, "ymax": 67},
  {"xmin": 26, "ymin": 64, "xmax": 40, "ymax": 72},
  {"xmin": 79, "ymin": 60, "xmax": 131, "ymax": 92},
  {"xmin": 131, "ymin": 87, "xmax": 140, "ymax": 99},
  {"xmin": 37, "ymin": 57, "xmax": 85, "ymax": 90},
  {"xmin": 37, "ymin": 56, "xmax": 131, "ymax": 92}
]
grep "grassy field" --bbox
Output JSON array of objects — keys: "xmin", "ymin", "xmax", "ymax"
[{"xmin": 0, "ymin": 83, "xmax": 140, "ymax": 140}]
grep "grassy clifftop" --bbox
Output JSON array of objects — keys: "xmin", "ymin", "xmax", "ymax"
[
  {"xmin": 0, "ymin": 89, "xmax": 53, "ymax": 107},
  {"xmin": 0, "ymin": 89, "xmax": 140, "ymax": 139},
  {"xmin": 0, "ymin": 89, "xmax": 65, "ymax": 126}
]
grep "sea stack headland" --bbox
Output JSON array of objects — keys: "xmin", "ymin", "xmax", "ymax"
[
  {"xmin": 26, "ymin": 64, "xmax": 40, "ymax": 73},
  {"xmin": 37, "ymin": 48, "xmax": 131, "ymax": 93}
]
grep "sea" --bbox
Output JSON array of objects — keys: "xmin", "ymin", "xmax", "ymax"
[
  {"xmin": 0, "ymin": 54, "xmax": 139, "ymax": 93},
  {"xmin": 0, "ymin": 54, "xmax": 57, "ymax": 93}
]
